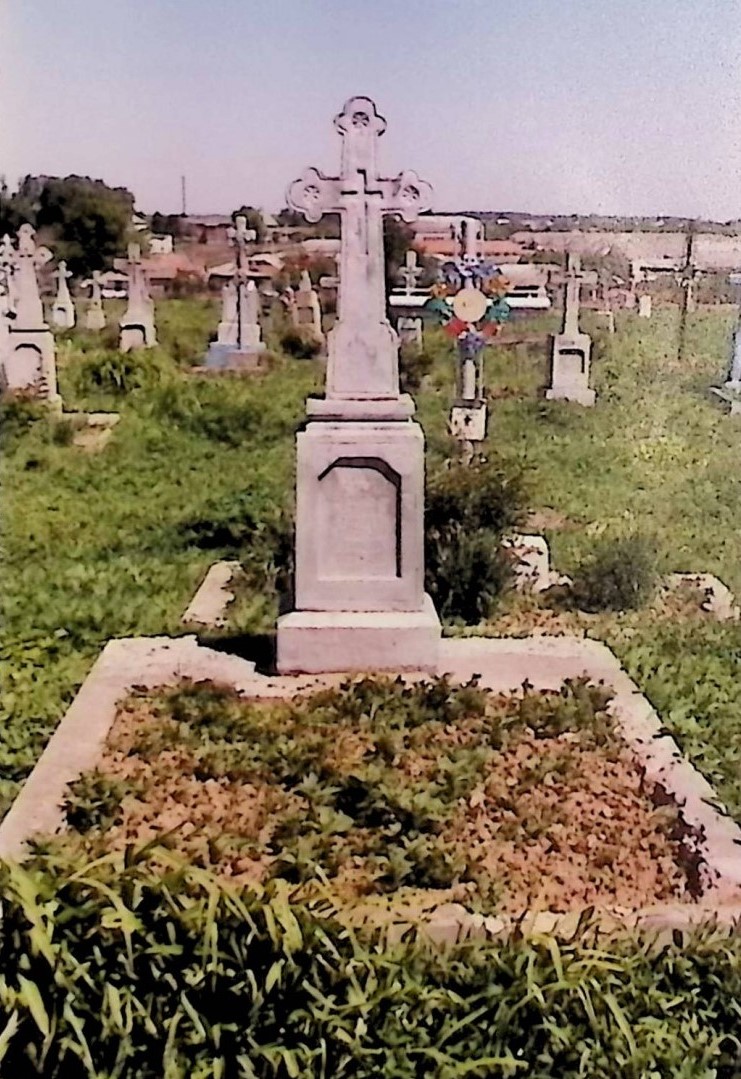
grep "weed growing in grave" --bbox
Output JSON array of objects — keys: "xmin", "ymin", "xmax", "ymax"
[
  {"xmin": 63, "ymin": 770, "xmax": 138, "ymax": 832},
  {"xmin": 57, "ymin": 675, "xmax": 689, "ymax": 915},
  {"xmin": 399, "ymin": 343, "xmax": 433, "ymax": 392},
  {"xmin": 280, "ymin": 327, "xmax": 322, "ymax": 358},
  {"xmin": 571, "ymin": 533, "xmax": 659, "ymax": 612},
  {"xmin": 70, "ymin": 347, "xmax": 176, "ymax": 396},
  {"xmin": 425, "ymin": 456, "xmax": 526, "ymax": 622}
]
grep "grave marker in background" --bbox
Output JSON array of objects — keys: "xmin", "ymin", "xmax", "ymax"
[
  {"xmin": 119, "ymin": 244, "xmax": 157, "ymax": 352},
  {"xmin": 396, "ymin": 249, "xmax": 423, "ymax": 347},
  {"xmin": 1, "ymin": 225, "xmax": 59, "ymax": 402},
  {"xmin": 51, "ymin": 261, "xmax": 76, "ymax": 329},
  {"xmin": 84, "ymin": 271, "xmax": 106, "ymax": 330},
  {"xmin": 546, "ymin": 252, "xmax": 595, "ymax": 406},
  {"xmin": 205, "ymin": 216, "xmax": 265, "ymax": 369}
]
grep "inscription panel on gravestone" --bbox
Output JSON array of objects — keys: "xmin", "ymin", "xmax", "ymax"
[
  {"xmin": 5, "ymin": 346, "xmax": 42, "ymax": 389},
  {"xmin": 317, "ymin": 458, "xmax": 401, "ymax": 581},
  {"xmin": 559, "ymin": 349, "xmax": 586, "ymax": 381}
]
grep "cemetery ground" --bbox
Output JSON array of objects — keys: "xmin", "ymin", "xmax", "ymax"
[{"xmin": 2, "ymin": 301, "xmax": 741, "ymax": 1074}]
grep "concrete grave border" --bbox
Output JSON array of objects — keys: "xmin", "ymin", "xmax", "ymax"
[
  {"xmin": 1, "ymin": 634, "xmax": 739, "ymax": 939},
  {"xmin": 182, "ymin": 560, "xmax": 242, "ymax": 627}
]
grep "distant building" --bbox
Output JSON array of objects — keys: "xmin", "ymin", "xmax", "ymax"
[
  {"xmin": 150, "ymin": 234, "xmax": 174, "ymax": 255},
  {"xmin": 183, "ymin": 214, "xmax": 233, "ymax": 245},
  {"xmin": 207, "ymin": 252, "xmax": 283, "ymax": 288}
]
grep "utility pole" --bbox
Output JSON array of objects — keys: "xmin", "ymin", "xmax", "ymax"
[
  {"xmin": 181, "ymin": 175, "xmax": 187, "ymax": 217},
  {"xmin": 678, "ymin": 220, "xmax": 696, "ymax": 364}
]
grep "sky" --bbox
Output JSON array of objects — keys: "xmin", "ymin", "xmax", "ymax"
[{"xmin": 2, "ymin": 0, "xmax": 741, "ymax": 220}]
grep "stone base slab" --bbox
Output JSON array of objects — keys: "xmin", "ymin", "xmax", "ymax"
[
  {"xmin": 545, "ymin": 385, "xmax": 596, "ymax": 406},
  {"xmin": 277, "ymin": 594, "xmax": 441, "ymax": 674},
  {"xmin": 306, "ymin": 393, "xmax": 415, "ymax": 421}
]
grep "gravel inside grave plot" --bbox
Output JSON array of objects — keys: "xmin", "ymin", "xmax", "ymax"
[{"xmin": 59, "ymin": 676, "xmax": 696, "ymax": 916}]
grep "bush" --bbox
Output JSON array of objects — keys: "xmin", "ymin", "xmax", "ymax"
[
  {"xmin": 280, "ymin": 327, "xmax": 322, "ymax": 359},
  {"xmin": 399, "ymin": 344, "xmax": 433, "ymax": 392},
  {"xmin": 70, "ymin": 347, "xmax": 175, "ymax": 396},
  {"xmin": 425, "ymin": 457, "xmax": 526, "ymax": 622},
  {"xmin": 571, "ymin": 534, "xmax": 659, "ymax": 612},
  {"xmin": 144, "ymin": 380, "xmax": 264, "ymax": 445},
  {"xmin": 0, "ymin": 395, "xmax": 46, "ymax": 447}
]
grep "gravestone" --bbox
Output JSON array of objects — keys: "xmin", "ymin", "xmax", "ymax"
[
  {"xmin": 84, "ymin": 271, "xmax": 106, "ymax": 330},
  {"xmin": 638, "ymin": 294, "xmax": 652, "ymax": 319},
  {"xmin": 726, "ymin": 317, "xmax": 741, "ymax": 391},
  {"xmin": 1, "ymin": 225, "xmax": 59, "ymax": 401},
  {"xmin": 119, "ymin": 244, "xmax": 157, "ymax": 352},
  {"xmin": 546, "ymin": 253, "xmax": 595, "ymax": 406},
  {"xmin": 294, "ymin": 270, "xmax": 323, "ymax": 341},
  {"xmin": 51, "ymin": 261, "xmax": 76, "ymax": 328},
  {"xmin": 277, "ymin": 95, "xmax": 440, "ymax": 674},
  {"xmin": 205, "ymin": 216, "xmax": 265, "ymax": 369},
  {"xmin": 396, "ymin": 250, "xmax": 423, "ymax": 347}
]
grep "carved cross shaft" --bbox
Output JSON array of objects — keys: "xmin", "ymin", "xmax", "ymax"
[
  {"xmin": 287, "ymin": 97, "xmax": 432, "ymax": 400},
  {"xmin": 563, "ymin": 252, "xmax": 584, "ymax": 337}
]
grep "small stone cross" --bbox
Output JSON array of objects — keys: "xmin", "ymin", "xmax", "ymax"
[
  {"xmin": 287, "ymin": 96, "xmax": 433, "ymax": 399},
  {"xmin": 398, "ymin": 249, "xmax": 423, "ymax": 295},
  {"xmin": 228, "ymin": 215, "xmax": 256, "ymax": 278}
]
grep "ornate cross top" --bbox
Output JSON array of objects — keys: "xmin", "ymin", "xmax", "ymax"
[
  {"xmin": 287, "ymin": 97, "xmax": 433, "ymax": 403},
  {"xmin": 228, "ymin": 215, "xmax": 256, "ymax": 277},
  {"xmin": 399, "ymin": 249, "xmax": 423, "ymax": 294}
]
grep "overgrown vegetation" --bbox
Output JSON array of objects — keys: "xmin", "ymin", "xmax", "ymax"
[
  {"xmin": 279, "ymin": 327, "xmax": 322, "ymax": 359},
  {"xmin": 425, "ymin": 456, "xmax": 526, "ymax": 622},
  {"xmin": 571, "ymin": 533, "xmax": 659, "ymax": 612},
  {"xmin": 0, "ymin": 849, "xmax": 740, "ymax": 1078}
]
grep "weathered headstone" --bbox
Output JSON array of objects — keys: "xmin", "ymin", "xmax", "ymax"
[
  {"xmin": 1, "ymin": 225, "xmax": 59, "ymax": 401},
  {"xmin": 51, "ymin": 260, "xmax": 76, "ymax": 328},
  {"xmin": 84, "ymin": 271, "xmax": 106, "ymax": 330},
  {"xmin": 396, "ymin": 250, "xmax": 423, "ymax": 346},
  {"xmin": 546, "ymin": 253, "xmax": 595, "ymax": 406},
  {"xmin": 119, "ymin": 244, "xmax": 157, "ymax": 352},
  {"xmin": 205, "ymin": 216, "xmax": 265, "ymax": 369},
  {"xmin": 638, "ymin": 294, "xmax": 652, "ymax": 319},
  {"xmin": 294, "ymin": 269, "xmax": 323, "ymax": 341},
  {"xmin": 277, "ymin": 96, "xmax": 440, "ymax": 674}
]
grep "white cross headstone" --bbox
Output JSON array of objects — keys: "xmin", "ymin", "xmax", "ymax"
[
  {"xmin": 119, "ymin": 243, "xmax": 157, "ymax": 352},
  {"xmin": 277, "ymin": 96, "xmax": 440, "ymax": 675},
  {"xmin": 1, "ymin": 226, "xmax": 59, "ymax": 401},
  {"xmin": 52, "ymin": 260, "xmax": 76, "ymax": 329},
  {"xmin": 399, "ymin": 249, "xmax": 423, "ymax": 296},
  {"xmin": 85, "ymin": 271, "xmax": 106, "ymax": 330},
  {"xmin": 287, "ymin": 95, "xmax": 432, "ymax": 405},
  {"xmin": 546, "ymin": 251, "xmax": 595, "ymax": 406}
]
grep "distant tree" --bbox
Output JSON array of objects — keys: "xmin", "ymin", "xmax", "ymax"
[
  {"xmin": 383, "ymin": 216, "xmax": 414, "ymax": 292},
  {"xmin": 232, "ymin": 205, "xmax": 265, "ymax": 243},
  {"xmin": 0, "ymin": 175, "xmax": 35, "ymax": 234},
  {"xmin": 276, "ymin": 207, "xmax": 304, "ymax": 228},
  {"xmin": 150, "ymin": 211, "xmax": 184, "ymax": 238},
  {"xmin": 25, "ymin": 176, "xmax": 134, "ymax": 277}
]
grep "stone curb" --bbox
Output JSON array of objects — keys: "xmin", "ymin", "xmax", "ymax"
[{"xmin": 181, "ymin": 560, "xmax": 242, "ymax": 627}]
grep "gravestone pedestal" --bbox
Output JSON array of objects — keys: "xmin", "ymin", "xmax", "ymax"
[
  {"xmin": 546, "ymin": 333, "xmax": 595, "ymax": 406},
  {"xmin": 5, "ymin": 327, "xmax": 58, "ymax": 399},
  {"xmin": 278, "ymin": 419, "xmax": 439, "ymax": 672}
]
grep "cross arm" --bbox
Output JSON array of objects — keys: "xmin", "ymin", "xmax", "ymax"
[
  {"xmin": 287, "ymin": 167, "xmax": 343, "ymax": 224},
  {"xmin": 378, "ymin": 170, "xmax": 433, "ymax": 224}
]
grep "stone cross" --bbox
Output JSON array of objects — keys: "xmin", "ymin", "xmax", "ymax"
[
  {"xmin": 14, "ymin": 224, "xmax": 52, "ymax": 327},
  {"xmin": 562, "ymin": 252, "xmax": 584, "ymax": 338},
  {"xmin": 398, "ymin": 249, "xmax": 423, "ymax": 295},
  {"xmin": 287, "ymin": 95, "xmax": 432, "ymax": 400},
  {"xmin": 52, "ymin": 260, "xmax": 76, "ymax": 328},
  {"xmin": 85, "ymin": 270, "xmax": 106, "ymax": 330}
]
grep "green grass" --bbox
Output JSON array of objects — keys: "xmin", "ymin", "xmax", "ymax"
[
  {"xmin": 3, "ymin": 301, "xmax": 741, "ymax": 830},
  {"xmin": 0, "ymin": 306, "xmax": 322, "ymax": 817}
]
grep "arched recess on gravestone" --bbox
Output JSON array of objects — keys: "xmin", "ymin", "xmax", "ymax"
[
  {"xmin": 317, "ymin": 457, "xmax": 402, "ymax": 579},
  {"xmin": 6, "ymin": 344, "xmax": 42, "ymax": 389}
]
